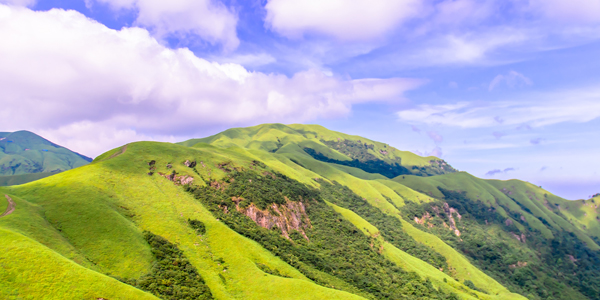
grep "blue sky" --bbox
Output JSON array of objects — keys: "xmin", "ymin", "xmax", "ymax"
[{"xmin": 1, "ymin": 0, "xmax": 599, "ymax": 199}]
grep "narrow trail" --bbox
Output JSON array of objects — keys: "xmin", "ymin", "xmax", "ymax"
[
  {"xmin": 107, "ymin": 144, "xmax": 128, "ymax": 160},
  {"xmin": 0, "ymin": 194, "xmax": 15, "ymax": 218}
]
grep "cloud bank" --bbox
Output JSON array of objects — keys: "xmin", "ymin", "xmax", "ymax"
[
  {"xmin": 90, "ymin": 0, "xmax": 240, "ymax": 51},
  {"xmin": 0, "ymin": 5, "xmax": 422, "ymax": 156},
  {"xmin": 396, "ymin": 87, "xmax": 600, "ymax": 128}
]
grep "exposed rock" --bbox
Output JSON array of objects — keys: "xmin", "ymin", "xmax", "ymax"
[
  {"xmin": 236, "ymin": 198, "xmax": 311, "ymax": 241},
  {"xmin": 511, "ymin": 233, "xmax": 522, "ymax": 242},
  {"xmin": 505, "ymin": 219, "xmax": 514, "ymax": 226},
  {"xmin": 379, "ymin": 149, "xmax": 388, "ymax": 155},
  {"xmin": 443, "ymin": 203, "xmax": 461, "ymax": 236},
  {"xmin": 414, "ymin": 211, "xmax": 432, "ymax": 225},
  {"xmin": 166, "ymin": 163, "xmax": 172, "ymax": 169},
  {"xmin": 159, "ymin": 172, "xmax": 194, "ymax": 186},
  {"xmin": 148, "ymin": 160, "xmax": 156, "ymax": 166},
  {"xmin": 184, "ymin": 160, "xmax": 197, "ymax": 168},
  {"xmin": 147, "ymin": 172, "xmax": 154, "ymax": 176}
]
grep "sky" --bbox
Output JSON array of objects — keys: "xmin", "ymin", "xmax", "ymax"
[{"xmin": 1, "ymin": 0, "xmax": 599, "ymax": 199}]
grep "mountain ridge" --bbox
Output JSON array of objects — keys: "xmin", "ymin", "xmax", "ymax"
[
  {"xmin": 0, "ymin": 123, "xmax": 598, "ymax": 299},
  {"xmin": 0, "ymin": 130, "xmax": 92, "ymax": 186}
]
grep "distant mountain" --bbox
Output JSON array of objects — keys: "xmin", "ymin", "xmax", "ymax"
[{"xmin": 0, "ymin": 130, "xmax": 91, "ymax": 185}]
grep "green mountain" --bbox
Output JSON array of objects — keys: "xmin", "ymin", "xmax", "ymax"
[
  {"xmin": 0, "ymin": 130, "xmax": 92, "ymax": 185},
  {"xmin": 0, "ymin": 124, "xmax": 598, "ymax": 300}
]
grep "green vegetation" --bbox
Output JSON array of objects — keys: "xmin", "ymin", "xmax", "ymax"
[
  {"xmin": 0, "ymin": 131, "xmax": 91, "ymax": 185},
  {"xmin": 188, "ymin": 219, "xmax": 207, "ymax": 235},
  {"xmin": 401, "ymin": 187, "xmax": 600, "ymax": 300},
  {"xmin": 179, "ymin": 123, "xmax": 454, "ymax": 176},
  {"xmin": 319, "ymin": 180, "xmax": 448, "ymax": 270},
  {"xmin": 303, "ymin": 147, "xmax": 412, "ymax": 178},
  {"xmin": 120, "ymin": 231, "xmax": 213, "ymax": 300},
  {"xmin": 2, "ymin": 123, "xmax": 597, "ymax": 300},
  {"xmin": 186, "ymin": 170, "xmax": 460, "ymax": 300},
  {"xmin": 0, "ymin": 171, "xmax": 60, "ymax": 186}
]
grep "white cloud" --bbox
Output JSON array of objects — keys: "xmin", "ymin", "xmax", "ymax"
[
  {"xmin": 489, "ymin": 70, "xmax": 532, "ymax": 91},
  {"xmin": 91, "ymin": 0, "xmax": 240, "ymax": 51},
  {"xmin": 264, "ymin": 0, "xmax": 423, "ymax": 40},
  {"xmin": 0, "ymin": 5, "xmax": 422, "ymax": 156},
  {"xmin": 212, "ymin": 53, "xmax": 276, "ymax": 68},
  {"xmin": 529, "ymin": 0, "xmax": 600, "ymax": 24},
  {"xmin": 397, "ymin": 85, "xmax": 600, "ymax": 128},
  {"xmin": 0, "ymin": 0, "xmax": 34, "ymax": 6}
]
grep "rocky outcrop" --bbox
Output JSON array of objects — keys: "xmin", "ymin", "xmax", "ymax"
[
  {"xmin": 184, "ymin": 160, "xmax": 196, "ymax": 168},
  {"xmin": 443, "ymin": 202, "xmax": 462, "ymax": 236},
  {"xmin": 511, "ymin": 232, "xmax": 527, "ymax": 243},
  {"xmin": 414, "ymin": 203, "xmax": 462, "ymax": 236},
  {"xmin": 159, "ymin": 172, "xmax": 194, "ymax": 186},
  {"xmin": 234, "ymin": 198, "xmax": 311, "ymax": 241}
]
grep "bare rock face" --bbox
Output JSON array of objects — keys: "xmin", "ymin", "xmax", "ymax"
[
  {"xmin": 235, "ymin": 198, "xmax": 312, "ymax": 241},
  {"xmin": 184, "ymin": 160, "xmax": 197, "ymax": 168},
  {"xmin": 415, "ymin": 203, "xmax": 462, "ymax": 236},
  {"xmin": 159, "ymin": 172, "xmax": 194, "ymax": 186},
  {"xmin": 443, "ymin": 202, "xmax": 462, "ymax": 236}
]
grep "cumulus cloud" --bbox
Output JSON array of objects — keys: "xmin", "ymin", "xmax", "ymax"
[
  {"xmin": 264, "ymin": 0, "xmax": 423, "ymax": 40},
  {"xmin": 396, "ymin": 86, "xmax": 600, "ymax": 128},
  {"xmin": 0, "ymin": 5, "xmax": 422, "ymax": 156},
  {"xmin": 0, "ymin": 0, "xmax": 35, "ymax": 6},
  {"xmin": 489, "ymin": 70, "xmax": 532, "ymax": 91},
  {"xmin": 90, "ymin": 0, "xmax": 240, "ymax": 51}
]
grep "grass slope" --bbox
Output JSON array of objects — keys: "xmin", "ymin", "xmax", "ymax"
[
  {"xmin": 187, "ymin": 137, "xmax": 522, "ymax": 298},
  {"xmin": 0, "ymin": 172, "xmax": 60, "ymax": 186},
  {"xmin": 1, "ymin": 141, "xmax": 366, "ymax": 300},
  {"xmin": 179, "ymin": 123, "xmax": 453, "ymax": 176},
  {"xmin": 394, "ymin": 172, "xmax": 600, "ymax": 249}
]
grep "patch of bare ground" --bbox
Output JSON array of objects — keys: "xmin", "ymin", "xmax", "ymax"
[
  {"xmin": 1, "ymin": 194, "xmax": 15, "ymax": 218},
  {"xmin": 107, "ymin": 145, "xmax": 127, "ymax": 160}
]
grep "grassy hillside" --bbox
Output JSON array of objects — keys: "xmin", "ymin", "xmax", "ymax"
[
  {"xmin": 0, "ymin": 131, "xmax": 91, "ymax": 185},
  {"xmin": 0, "ymin": 171, "xmax": 60, "ymax": 186},
  {"xmin": 2, "ymin": 123, "xmax": 597, "ymax": 299},
  {"xmin": 179, "ymin": 123, "xmax": 456, "ymax": 177},
  {"xmin": 394, "ymin": 173, "xmax": 600, "ymax": 299}
]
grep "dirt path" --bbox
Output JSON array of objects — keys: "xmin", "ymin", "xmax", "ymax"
[
  {"xmin": 0, "ymin": 194, "xmax": 15, "ymax": 218},
  {"xmin": 107, "ymin": 144, "xmax": 128, "ymax": 160}
]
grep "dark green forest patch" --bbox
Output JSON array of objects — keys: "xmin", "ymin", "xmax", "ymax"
[
  {"xmin": 303, "ymin": 147, "xmax": 412, "ymax": 178},
  {"xmin": 117, "ymin": 232, "xmax": 213, "ymax": 300}
]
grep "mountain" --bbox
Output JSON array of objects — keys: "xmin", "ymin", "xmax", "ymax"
[
  {"xmin": 0, "ymin": 123, "xmax": 598, "ymax": 300},
  {"xmin": 0, "ymin": 130, "xmax": 92, "ymax": 185}
]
